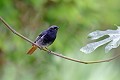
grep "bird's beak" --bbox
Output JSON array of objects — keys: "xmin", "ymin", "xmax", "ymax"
[{"xmin": 56, "ymin": 27, "xmax": 59, "ymax": 30}]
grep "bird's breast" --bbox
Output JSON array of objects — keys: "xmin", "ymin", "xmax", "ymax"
[
  {"xmin": 43, "ymin": 34, "xmax": 56, "ymax": 42},
  {"xmin": 36, "ymin": 31, "xmax": 57, "ymax": 46}
]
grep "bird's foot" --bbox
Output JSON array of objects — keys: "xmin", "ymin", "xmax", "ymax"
[{"xmin": 43, "ymin": 47, "xmax": 51, "ymax": 54}]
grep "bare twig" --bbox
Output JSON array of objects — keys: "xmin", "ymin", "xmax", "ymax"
[{"xmin": 0, "ymin": 17, "xmax": 120, "ymax": 64}]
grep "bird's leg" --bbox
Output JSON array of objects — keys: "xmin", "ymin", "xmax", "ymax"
[{"xmin": 43, "ymin": 47, "xmax": 51, "ymax": 54}]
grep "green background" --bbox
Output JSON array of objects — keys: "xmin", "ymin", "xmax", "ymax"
[{"xmin": 0, "ymin": 0, "xmax": 120, "ymax": 80}]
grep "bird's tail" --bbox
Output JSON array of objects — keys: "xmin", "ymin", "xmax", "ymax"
[{"xmin": 27, "ymin": 45, "xmax": 37, "ymax": 55}]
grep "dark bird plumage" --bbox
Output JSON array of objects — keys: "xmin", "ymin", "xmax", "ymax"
[{"xmin": 27, "ymin": 25, "xmax": 59, "ymax": 54}]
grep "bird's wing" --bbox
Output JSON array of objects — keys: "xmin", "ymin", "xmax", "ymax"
[{"xmin": 34, "ymin": 30, "xmax": 47, "ymax": 43}]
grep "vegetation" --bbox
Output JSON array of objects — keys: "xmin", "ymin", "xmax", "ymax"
[{"xmin": 0, "ymin": 0, "xmax": 120, "ymax": 80}]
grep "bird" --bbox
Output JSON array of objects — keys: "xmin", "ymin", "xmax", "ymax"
[{"xmin": 27, "ymin": 25, "xmax": 59, "ymax": 55}]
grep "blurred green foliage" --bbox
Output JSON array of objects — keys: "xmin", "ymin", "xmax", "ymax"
[{"xmin": 0, "ymin": 0, "xmax": 120, "ymax": 80}]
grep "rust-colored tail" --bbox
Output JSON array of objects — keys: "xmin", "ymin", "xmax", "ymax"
[{"xmin": 27, "ymin": 45, "xmax": 37, "ymax": 55}]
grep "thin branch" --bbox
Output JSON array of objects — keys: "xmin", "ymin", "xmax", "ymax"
[{"xmin": 0, "ymin": 16, "xmax": 120, "ymax": 64}]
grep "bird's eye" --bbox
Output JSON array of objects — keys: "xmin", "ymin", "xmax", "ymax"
[
  {"xmin": 54, "ymin": 27, "xmax": 56, "ymax": 29},
  {"xmin": 53, "ymin": 27, "xmax": 58, "ymax": 30}
]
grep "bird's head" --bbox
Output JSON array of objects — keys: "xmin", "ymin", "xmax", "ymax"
[{"xmin": 48, "ymin": 25, "xmax": 59, "ymax": 32}]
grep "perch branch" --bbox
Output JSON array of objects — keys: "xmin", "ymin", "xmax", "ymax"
[{"xmin": 0, "ymin": 17, "xmax": 120, "ymax": 64}]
